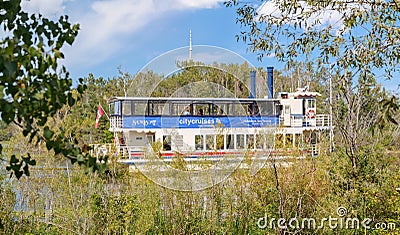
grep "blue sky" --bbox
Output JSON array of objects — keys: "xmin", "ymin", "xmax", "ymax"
[
  {"xmin": 21, "ymin": 0, "xmax": 398, "ymax": 92},
  {"xmin": 22, "ymin": 0, "xmax": 271, "ymax": 80}
]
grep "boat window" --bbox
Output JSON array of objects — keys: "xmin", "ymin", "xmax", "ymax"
[
  {"xmin": 193, "ymin": 103, "xmax": 211, "ymax": 116},
  {"xmin": 132, "ymin": 101, "xmax": 147, "ymax": 115},
  {"xmin": 149, "ymin": 101, "xmax": 169, "ymax": 116},
  {"xmin": 233, "ymin": 103, "xmax": 247, "ymax": 116},
  {"xmin": 256, "ymin": 134, "xmax": 265, "ymax": 149},
  {"xmin": 146, "ymin": 134, "xmax": 155, "ymax": 144},
  {"xmin": 311, "ymin": 131, "xmax": 317, "ymax": 144},
  {"xmin": 180, "ymin": 105, "xmax": 192, "ymax": 116},
  {"xmin": 226, "ymin": 134, "xmax": 234, "ymax": 149},
  {"xmin": 213, "ymin": 103, "xmax": 233, "ymax": 116},
  {"xmin": 236, "ymin": 134, "xmax": 245, "ymax": 149},
  {"xmin": 275, "ymin": 134, "xmax": 284, "ymax": 148},
  {"xmin": 295, "ymin": 134, "xmax": 302, "ymax": 147},
  {"xmin": 307, "ymin": 99, "xmax": 316, "ymax": 109},
  {"xmin": 247, "ymin": 103, "xmax": 260, "ymax": 116},
  {"xmin": 174, "ymin": 135, "xmax": 184, "ymax": 148},
  {"xmin": 216, "ymin": 135, "xmax": 224, "ymax": 150},
  {"xmin": 206, "ymin": 103, "xmax": 213, "ymax": 115},
  {"xmin": 254, "ymin": 103, "xmax": 260, "ymax": 116},
  {"xmin": 205, "ymin": 135, "xmax": 215, "ymax": 150},
  {"xmin": 171, "ymin": 103, "xmax": 190, "ymax": 116},
  {"xmin": 247, "ymin": 134, "xmax": 255, "ymax": 149},
  {"xmin": 258, "ymin": 101, "xmax": 275, "ymax": 116},
  {"xmin": 122, "ymin": 101, "xmax": 132, "ymax": 116},
  {"xmin": 223, "ymin": 103, "xmax": 233, "ymax": 116},
  {"xmin": 112, "ymin": 101, "xmax": 120, "ymax": 115},
  {"xmin": 247, "ymin": 104, "xmax": 253, "ymax": 116},
  {"xmin": 285, "ymin": 105, "xmax": 291, "ymax": 115},
  {"xmin": 285, "ymin": 134, "xmax": 293, "ymax": 148},
  {"xmin": 195, "ymin": 135, "xmax": 204, "ymax": 150},
  {"xmin": 163, "ymin": 135, "xmax": 171, "ymax": 151},
  {"xmin": 211, "ymin": 104, "xmax": 219, "ymax": 116}
]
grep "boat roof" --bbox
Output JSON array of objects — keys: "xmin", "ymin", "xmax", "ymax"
[
  {"xmin": 109, "ymin": 97, "xmax": 281, "ymax": 102},
  {"xmin": 291, "ymin": 91, "xmax": 321, "ymax": 98}
]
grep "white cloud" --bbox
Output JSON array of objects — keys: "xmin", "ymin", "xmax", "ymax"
[
  {"xmin": 21, "ymin": 0, "xmax": 66, "ymax": 17},
  {"xmin": 174, "ymin": 0, "xmax": 222, "ymax": 9},
  {"xmin": 62, "ymin": 0, "xmax": 224, "ymax": 69},
  {"xmin": 256, "ymin": 0, "xmax": 345, "ymax": 31}
]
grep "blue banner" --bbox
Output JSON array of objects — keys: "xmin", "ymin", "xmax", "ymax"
[{"xmin": 122, "ymin": 116, "xmax": 279, "ymax": 129}]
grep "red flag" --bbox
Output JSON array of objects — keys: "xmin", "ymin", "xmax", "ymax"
[
  {"xmin": 114, "ymin": 132, "xmax": 118, "ymax": 144},
  {"xmin": 95, "ymin": 105, "xmax": 105, "ymax": 128}
]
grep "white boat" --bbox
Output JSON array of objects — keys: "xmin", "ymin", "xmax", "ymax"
[{"xmin": 108, "ymin": 68, "xmax": 332, "ymax": 167}]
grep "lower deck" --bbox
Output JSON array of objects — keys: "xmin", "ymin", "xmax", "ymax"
[{"xmin": 111, "ymin": 126, "xmax": 330, "ymax": 161}]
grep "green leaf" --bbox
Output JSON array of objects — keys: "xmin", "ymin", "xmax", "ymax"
[
  {"xmin": 67, "ymin": 93, "xmax": 75, "ymax": 106},
  {"xmin": 3, "ymin": 61, "xmax": 17, "ymax": 77},
  {"xmin": 23, "ymin": 164, "xmax": 30, "ymax": 177},
  {"xmin": 43, "ymin": 126, "xmax": 54, "ymax": 139},
  {"xmin": 10, "ymin": 155, "xmax": 18, "ymax": 164},
  {"xmin": 15, "ymin": 170, "xmax": 23, "ymax": 179}
]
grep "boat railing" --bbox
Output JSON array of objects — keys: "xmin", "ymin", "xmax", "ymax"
[
  {"xmin": 291, "ymin": 116, "xmax": 303, "ymax": 127},
  {"xmin": 89, "ymin": 144, "xmax": 114, "ymax": 157},
  {"xmin": 303, "ymin": 114, "xmax": 331, "ymax": 127},
  {"xmin": 280, "ymin": 114, "xmax": 331, "ymax": 128},
  {"xmin": 315, "ymin": 114, "xmax": 331, "ymax": 127},
  {"xmin": 88, "ymin": 143, "xmax": 131, "ymax": 159},
  {"xmin": 110, "ymin": 115, "xmax": 122, "ymax": 129}
]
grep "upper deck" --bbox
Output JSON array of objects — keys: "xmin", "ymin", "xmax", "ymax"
[
  {"xmin": 109, "ymin": 97, "xmax": 280, "ymax": 129},
  {"xmin": 108, "ymin": 94, "xmax": 331, "ymax": 130}
]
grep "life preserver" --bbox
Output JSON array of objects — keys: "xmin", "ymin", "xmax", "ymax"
[{"xmin": 306, "ymin": 109, "xmax": 316, "ymax": 118}]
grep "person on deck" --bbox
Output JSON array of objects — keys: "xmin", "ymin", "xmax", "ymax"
[
  {"xmin": 198, "ymin": 108, "xmax": 204, "ymax": 116},
  {"xmin": 183, "ymin": 107, "xmax": 191, "ymax": 115}
]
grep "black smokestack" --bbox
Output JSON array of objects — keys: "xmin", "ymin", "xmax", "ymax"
[
  {"xmin": 267, "ymin": 67, "xmax": 274, "ymax": 99},
  {"xmin": 249, "ymin": 70, "xmax": 256, "ymax": 98}
]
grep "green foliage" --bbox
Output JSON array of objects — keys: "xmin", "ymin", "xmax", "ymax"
[
  {"xmin": 91, "ymin": 194, "xmax": 140, "ymax": 234},
  {"xmin": 0, "ymin": 174, "xmax": 16, "ymax": 234},
  {"xmin": 0, "ymin": 121, "xmax": 15, "ymax": 142},
  {"xmin": 0, "ymin": 141, "xmax": 398, "ymax": 234},
  {"xmin": 225, "ymin": 0, "xmax": 400, "ymax": 79},
  {"xmin": 5, "ymin": 154, "xmax": 36, "ymax": 178},
  {"xmin": 225, "ymin": 0, "xmax": 400, "ymax": 176},
  {"xmin": 0, "ymin": 0, "xmax": 111, "ymax": 178},
  {"xmin": 376, "ymin": 95, "xmax": 400, "ymax": 131},
  {"xmin": 326, "ymin": 144, "xmax": 400, "ymax": 234},
  {"xmin": 151, "ymin": 61, "xmax": 252, "ymax": 98}
]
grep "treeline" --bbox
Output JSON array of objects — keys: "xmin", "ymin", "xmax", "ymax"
[{"xmin": 0, "ymin": 62, "xmax": 399, "ymax": 234}]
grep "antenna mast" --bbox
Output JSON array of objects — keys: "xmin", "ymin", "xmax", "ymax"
[{"xmin": 189, "ymin": 29, "xmax": 192, "ymax": 60}]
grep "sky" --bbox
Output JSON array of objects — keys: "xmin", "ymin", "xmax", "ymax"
[
  {"xmin": 21, "ymin": 0, "xmax": 398, "ymax": 92},
  {"xmin": 21, "ymin": 0, "xmax": 269, "ymax": 80}
]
